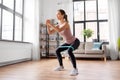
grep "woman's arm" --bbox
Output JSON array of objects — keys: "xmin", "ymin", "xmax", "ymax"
[
  {"xmin": 47, "ymin": 22, "xmax": 69, "ymax": 32},
  {"xmin": 46, "ymin": 25, "xmax": 56, "ymax": 34},
  {"xmin": 46, "ymin": 20, "xmax": 56, "ymax": 34}
]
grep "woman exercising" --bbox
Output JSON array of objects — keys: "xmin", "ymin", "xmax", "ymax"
[{"xmin": 46, "ymin": 9, "xmax": 80, "ymax": 76}]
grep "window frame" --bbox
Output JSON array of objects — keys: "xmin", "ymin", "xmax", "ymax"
[
  {"xmin": 0, "ymin": 0, "xmax": 24, "ymax": 41},
  {"xmin": 73, "ymin": 0, "xmax": 108, "ymax": 42}
]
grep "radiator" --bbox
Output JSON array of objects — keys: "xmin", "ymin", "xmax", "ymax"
[{"xmin": 0, "ymin": 40, "xmax": 33, "ymax": 66}]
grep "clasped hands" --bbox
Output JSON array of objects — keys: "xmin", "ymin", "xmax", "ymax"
[
  {"xmin": 46, "ymin": 19, "xmax": 51, "ymax": 27},
  {"xmin": 46, "ymin": 19, "xmax": 57, "ymax": 30}
]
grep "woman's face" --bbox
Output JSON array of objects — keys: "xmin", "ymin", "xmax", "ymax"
[{"xmin": 56, "ymin": 11, "xmax": 64, "ymax": 20}]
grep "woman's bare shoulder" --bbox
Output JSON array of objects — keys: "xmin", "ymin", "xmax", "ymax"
[{"xmin": 64, "ymin": 22, "xmax": 70, "ymax": 29}]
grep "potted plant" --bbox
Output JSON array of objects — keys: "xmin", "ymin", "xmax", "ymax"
[
  {"xmin": 117, "ymin": 37, "xmax": 120, "ymax": 59},
  {"xmin": 83, "ymin": 29, "xmax": 93, "ymax": 39}
]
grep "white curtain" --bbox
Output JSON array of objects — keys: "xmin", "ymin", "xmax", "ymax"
[
  {"xmin": 24, "ymin": 0, "xmax": 40, "ymax": 60},
  {"xmin": 108, "ymin": 0, "xmax": 120, "ymax": 60}
]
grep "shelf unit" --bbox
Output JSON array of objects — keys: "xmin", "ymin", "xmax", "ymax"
[
  {"xmin": 40, "ymin": 19, "xmax": 64, "ymax": 58},
  {"xmin": 48, "ymin": 33, "xmax": 59, "ymax": 57},
  {"xmin": 40, "ymin": 23, "xmax": 49, "ymax": 58}
]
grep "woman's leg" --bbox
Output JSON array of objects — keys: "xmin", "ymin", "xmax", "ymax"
[
  {"xmin": 56, "ymin": 43, "xmax": 69, "ymax": 66},
  {"xmin": 67, "ymin": 38, "xmax": 80, "ymax": 69},
  {"xmin": 67, "ymin": 48, "xmax": 76, "ymax": 68}
]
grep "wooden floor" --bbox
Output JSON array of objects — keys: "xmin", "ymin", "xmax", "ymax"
[{"xmin": 0, "ymin": 58, "xmax": 120, "ymax": 80}]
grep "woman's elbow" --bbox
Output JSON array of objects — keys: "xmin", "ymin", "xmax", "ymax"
[
  {"xmin": 48, "ymin": 31, "xmax": 54, "ymax": 35},
  {"xmin": 57, "ymin": 29, "xmax": 62, "ymax": 32},
  {"xmin": 48, "ymin": 32, "xmax": 52, "ymax": 34}
]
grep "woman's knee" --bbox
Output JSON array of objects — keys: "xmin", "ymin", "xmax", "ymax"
[
  {"xmin": 67, "ymin": 48, "xmax": 73, "ymax": 54},
  {"xmin": 56, "ymin": 48, "xmax": 61, "ymax": 53}
]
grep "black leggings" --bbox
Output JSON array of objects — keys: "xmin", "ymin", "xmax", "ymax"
[{"xmin": 56, "ymin": 38, "xmax": 80, "ymax": 69}]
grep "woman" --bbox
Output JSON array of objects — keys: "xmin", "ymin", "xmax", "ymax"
[{"xmin": 46, "ymin": 9, "xmax": 80, "ymax": 76}]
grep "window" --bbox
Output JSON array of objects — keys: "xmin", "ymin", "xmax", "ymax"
[
  {"xmin": 99, "ymin": 22, "xmax": 109, "ymax": 41},
  {"xmin": 98, "ymin": 0, "xmax": 108, "ymax": 20},
  {"xmin": 2, "ymin": 10, "xmax": 13, "ymax": 40},
  {"xmin": 3, "ymin": 0, "xmax": 14, "ymax": 10},
  {"xmin": 86, "ymin": 22, "xmax": 97, "ymax": 42},
  {"xmin": 73, "ymin": 0, "xmax": 108, "ymax": 42},
  {"xmin": 74, "ymin": 1, "xmax": 84, "ymax": 21},
  {"xmin": 0, "ymin": 0, "xmax": 24, "ymax": 41},
  {"xmin": 75, "ymin": 23, "xmax": 84, "ymax": 42},
  {"xmin": 15, "ymin": 16, "xmax": 22, "ymax": 41},
  {"xmin": 86, "ymin": 0, "xmax": 96, "ymax": 20},
  {"xmin": 16, "ymin": 0, "xmax": 23, "ymax": 14}
]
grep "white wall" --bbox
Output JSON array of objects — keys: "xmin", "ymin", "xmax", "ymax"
[{"xmin": 39, "ymin": 0, "xmax": 43, "ymax": 23}]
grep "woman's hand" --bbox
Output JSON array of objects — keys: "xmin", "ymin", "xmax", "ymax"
[{"xmin": 46, "ymin": 19, "xmax": 51, "ymax": 26}]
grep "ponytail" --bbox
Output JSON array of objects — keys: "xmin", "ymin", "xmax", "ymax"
[{"xmin": 64, "ymin": 14, "xmax": 68, "ymax": 22}]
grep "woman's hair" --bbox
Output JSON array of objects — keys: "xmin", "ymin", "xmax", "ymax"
[{"xmin": 58, "ymin": 9, "xmax": 68, "ymax": 22}]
